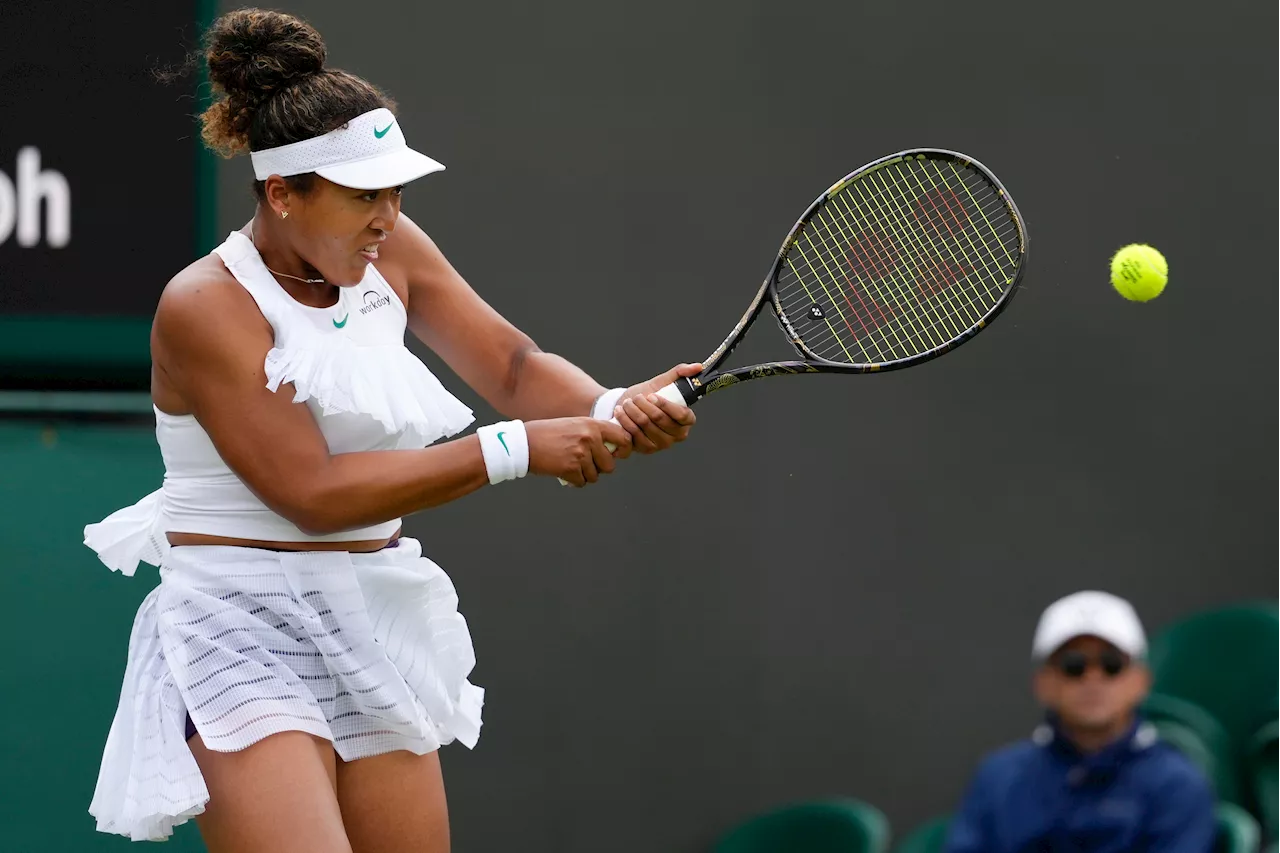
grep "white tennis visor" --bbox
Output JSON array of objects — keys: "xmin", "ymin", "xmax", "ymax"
[{"xmin": 250, "ymin": 108, "xmax": 444, "ymax": 190}]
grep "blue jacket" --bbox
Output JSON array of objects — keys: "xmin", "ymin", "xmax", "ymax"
[{"xmin": 944, "ymin": 717, "xmax": 1216, "ymax": 853}]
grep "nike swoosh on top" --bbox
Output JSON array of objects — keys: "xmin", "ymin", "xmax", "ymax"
[{"xmin": 333, "ymin": 314, "xmax": 349, "ymax": 328}]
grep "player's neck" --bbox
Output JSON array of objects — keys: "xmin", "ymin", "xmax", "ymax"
[{"xmin": 247, "ymin": 216, "xmax": 335, "ymax": 307}]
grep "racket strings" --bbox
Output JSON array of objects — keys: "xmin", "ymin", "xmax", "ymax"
[
  {"xmin": 783, "ymin": 189, "xmax": 1013, "ymax": 361},
  {"xmin": 785, "ymin": 168, "xmax": 1013, "ymax": 362},
  {"xmin": 785, "ymin": 165, "xmax": 1014, "ymax": 362},
  {"xmin": 778, "ymin": 175, "xmax": 1018, "ymax": 289},
  {"xmin": 775, "ymin": 157, "xmax": 1021, "ymax": 365}
]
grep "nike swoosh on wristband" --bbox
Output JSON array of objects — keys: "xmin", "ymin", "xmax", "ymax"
[{"xmin": 496, "ymin": 431, "xmax": 510, "ymax": 454}]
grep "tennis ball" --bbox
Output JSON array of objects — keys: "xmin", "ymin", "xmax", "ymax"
[{"xmin": 1110, "ymin": 244, "xmax": 1168, "ymax": 302}]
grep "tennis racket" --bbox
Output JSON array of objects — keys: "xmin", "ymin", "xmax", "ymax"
[{"xmin": 562, "ymin": 148, "xmax": 1028, "ymax": 483}]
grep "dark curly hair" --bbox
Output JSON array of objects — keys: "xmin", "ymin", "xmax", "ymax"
[{"xmin": 198, "ymin": 8, "xmax": 396, "ymax": 196}]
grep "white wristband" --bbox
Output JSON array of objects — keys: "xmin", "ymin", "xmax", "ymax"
[
  {"xmin": 477, "ymin": 421, "xmax": 529, "ymax": 485},
  {"xmin": 591, "ymin": 387, "xmax": 627, "ymax": 421}
]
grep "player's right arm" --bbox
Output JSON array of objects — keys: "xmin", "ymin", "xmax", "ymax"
[{"xmin": 151, "ymin": 262, "xmax": 630, "ymax": 534}]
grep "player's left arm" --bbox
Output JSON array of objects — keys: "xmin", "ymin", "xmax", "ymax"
[{"xmin": 381, "ymin": 213, "xmax": 698, "ymax": 451}]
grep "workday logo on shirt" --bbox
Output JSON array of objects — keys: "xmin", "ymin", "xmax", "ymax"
[{"xmin": 360, "ymin": 290, "xmax": 392, "ymax": 316}]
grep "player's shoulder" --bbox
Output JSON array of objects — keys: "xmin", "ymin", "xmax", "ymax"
[
  {"xmin": 381, "ymin": 211, "xmax": 431, "ymax": 253},
  {"xmin": 154, "ymin": 250, "xmax": 269, "ymax": 349},
  {"xmin": 157, "ymin": 250, "xmax": 260, "ymax": 326},
  {"xmin": 377, "ymin": 212, "xmax": 443, "ymax": 285},
  {"xmin": 160, "ymin": 251, "xmax": 244, "ymax": 306}
]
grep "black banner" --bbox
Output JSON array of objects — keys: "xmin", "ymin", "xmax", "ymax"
[{"xmin": 0, "ymin": 0, "xmax": 212, "ymax": 385}]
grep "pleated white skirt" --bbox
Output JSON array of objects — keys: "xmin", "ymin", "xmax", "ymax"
[{"xmin": 89, "ymin": 538, "xmax": 484, "ymax": 841}]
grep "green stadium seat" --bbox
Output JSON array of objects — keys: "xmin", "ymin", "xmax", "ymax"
[
  {"xmin": 711, "ymin": 799, "xmax": 891, "ymax": 853},
  {"xmin": 1146, "ymin": 698, "xmax": 1241, "ymax": 804},
  {"xmin": 1249, "ymin": 721, "xmax": 1278, "ymax": 844},
  {"xmin": 891, "ymin": 815, "xmax": 951, "ymax": 853},
  {"xmin": 1216, "ymin": 802, "xmax": 1262, "ymax": 853},
  {"xmin": 1147, "ymin": 602, "xmax": 1279, "ymax": 807}
]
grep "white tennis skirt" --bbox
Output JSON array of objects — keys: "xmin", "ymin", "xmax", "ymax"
[{"xmin": 89, "ymin": 538, "xmax": 484, "ymax": 842}]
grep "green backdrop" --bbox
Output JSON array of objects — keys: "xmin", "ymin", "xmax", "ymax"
[{"xmin": 0, "ymin": 420, "xmax": 205, "ymax": 851}]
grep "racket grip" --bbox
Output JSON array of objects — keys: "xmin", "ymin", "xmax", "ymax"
[{"xmin": 557, "ymin": 382, "xmax": 687, "ymax": 486}]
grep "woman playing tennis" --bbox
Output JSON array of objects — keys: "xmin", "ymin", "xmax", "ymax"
[{"xmin": 83, "ymin": 8, "xmax": 698, "ymax": 852}]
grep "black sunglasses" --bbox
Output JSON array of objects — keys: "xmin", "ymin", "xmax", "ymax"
[{"xmin": 1053, "ymin": 649, "xmax": 1129, "ymax": 679}]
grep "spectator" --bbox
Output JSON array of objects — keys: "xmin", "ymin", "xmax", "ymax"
[{"xmin": 945, "ymin": 591, "xmax": 1216, "ymax": 853}]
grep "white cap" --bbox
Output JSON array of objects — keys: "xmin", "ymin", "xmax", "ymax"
[
  {"xmin": 1031, "ymin": 590, "xmax": 1147, "ymax": 661},
  {"xmin": 250, "ymin": 108, "xmax": 444, "ymax": 191}
]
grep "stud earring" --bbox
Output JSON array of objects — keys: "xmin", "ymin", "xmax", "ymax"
[{"xmin": 281, "ymin": 210, "xmax": 289, "ymax": 220}]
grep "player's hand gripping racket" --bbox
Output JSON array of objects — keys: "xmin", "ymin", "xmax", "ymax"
[{"xmin": 562, "ymin": 149, "xmax": 1028, "ymax": 484}]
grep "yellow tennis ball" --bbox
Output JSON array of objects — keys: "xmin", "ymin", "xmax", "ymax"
[{"xmin": 1110, "ymin": 244, "xmax": 1168, "ymax": 302}]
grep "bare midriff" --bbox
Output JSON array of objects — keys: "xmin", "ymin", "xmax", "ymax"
[{"xmin": 166, "ymin": 528, "xmax": 402, "ymax": 553}]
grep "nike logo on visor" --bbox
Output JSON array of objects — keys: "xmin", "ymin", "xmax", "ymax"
[{"xmin": 374, "ymin": 123, "xmax": 393, "ymax": 139}]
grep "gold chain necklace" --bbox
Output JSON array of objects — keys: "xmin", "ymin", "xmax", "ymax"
[{"xmin": 249, "ymin": 220, "xmax": 326, "ymax": 284}]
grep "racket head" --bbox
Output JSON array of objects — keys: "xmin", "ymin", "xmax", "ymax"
[{"xmin": 765, "ymin": 149, "xmax": 1028, "ymax": 373}]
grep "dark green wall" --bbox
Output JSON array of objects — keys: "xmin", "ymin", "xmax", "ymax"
[{"xmin": 0, "ymin": 421, "xmax": 204, "ymax": 851}]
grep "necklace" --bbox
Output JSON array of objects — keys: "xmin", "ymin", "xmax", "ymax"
[{"xmin": 249, "ymin": 220, "xmax": 326, "ymax": 284}]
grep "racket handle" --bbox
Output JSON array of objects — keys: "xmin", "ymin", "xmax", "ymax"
[
  {"xmin": 598, "ymin": 382, "xmax": 685, "ymax": 452},
  {"xmin": 557, "ymin": 382, "xmax": 687, "ymax": 486}
]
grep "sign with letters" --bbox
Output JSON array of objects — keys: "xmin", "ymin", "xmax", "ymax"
[{"xmin": 0, "ymin": 1, "xmax": 212, "ymax": 386}]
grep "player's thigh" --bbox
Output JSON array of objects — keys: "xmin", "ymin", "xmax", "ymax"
[
  {"xmin": 190, "ymin": 730, "xmax": 351, "ymax": 853},
  {"xmin": 336, "ymin": 749, "xmax": 450, "ymax": 853}
]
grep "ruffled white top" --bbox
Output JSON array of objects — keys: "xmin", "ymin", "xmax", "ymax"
[{"xmin": 85, "ymin": 230, "xmax": 475, "ymax": 572}]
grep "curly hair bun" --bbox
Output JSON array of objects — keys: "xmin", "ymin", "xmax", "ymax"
[{"xmin": 201, "ymin": 8, "xmax": 327, "ymax": 155}]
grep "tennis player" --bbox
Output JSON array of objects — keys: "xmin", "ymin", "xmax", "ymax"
[{"xmin": 83, "ymin": 9, "xmax": 698, "ymax": 852}]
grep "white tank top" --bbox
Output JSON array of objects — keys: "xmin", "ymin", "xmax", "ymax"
[{"xmin": 83, "ymin": 231, "xmax": 475, "ymax": 573}]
